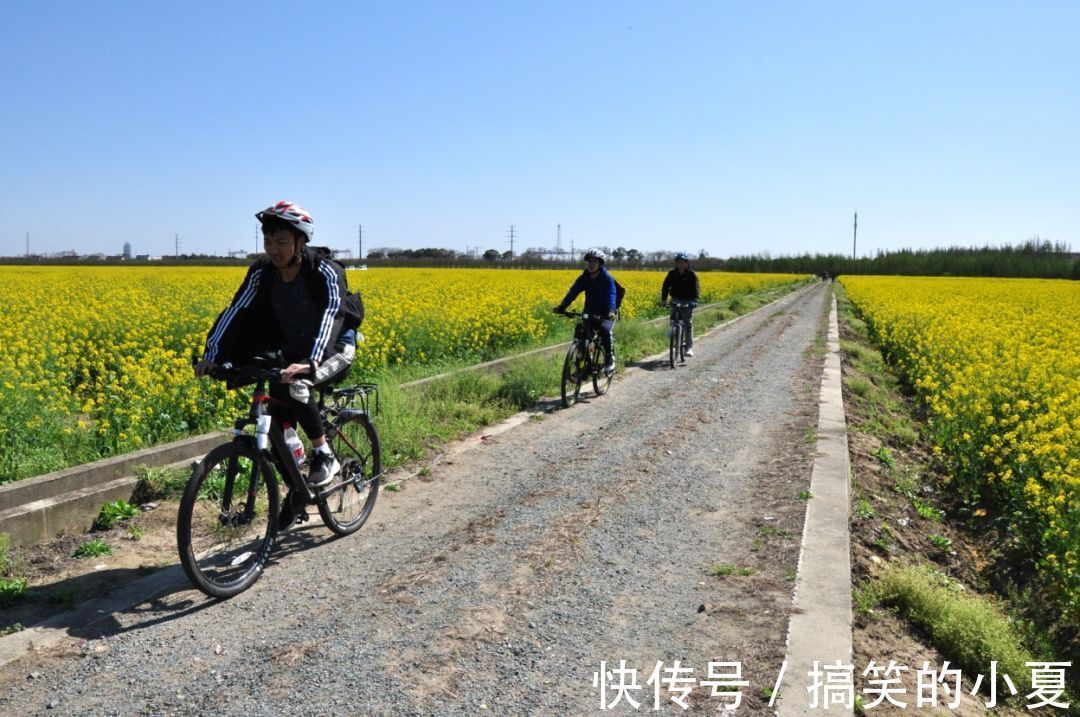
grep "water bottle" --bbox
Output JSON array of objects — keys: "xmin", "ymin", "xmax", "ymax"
[{"xmin": 283, "ymin": 423, "xmax": 306, "ymax": 469}]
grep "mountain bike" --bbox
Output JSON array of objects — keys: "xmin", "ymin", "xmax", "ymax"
[
  {"xmin": 667, "ymin": 299, "xmax": 695, "ymax": 368},
  {"xmin": 559, "ymin": 311, "xmax": 614, "ymax": 408},
  {"xmin": 177, "ymin": 357, "xmax": 382, "ymax": 598}
]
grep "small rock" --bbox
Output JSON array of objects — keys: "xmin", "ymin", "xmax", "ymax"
[
  {"xmin": 28, "ymin": 671, "xmax": 41, "ymax": 680},
  {"xmin": 697, "ymin": 603, "xmax": 708, "ymax": 613}
]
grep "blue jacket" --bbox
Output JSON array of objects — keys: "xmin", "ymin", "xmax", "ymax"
[{"xmin": 558, "ymin": 266, "xmax": 617, "ymax": 315}]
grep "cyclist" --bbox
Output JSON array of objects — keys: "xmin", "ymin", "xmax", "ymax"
[
  {"xmin": 195, "ymin": 201, "xmax": 356, "ymax": 496},
  {"xmin": 660, "ymin": 252, "xmax": 700, "ymax": 357},
  {"xmin": 553, "ymin": 248, "xmax": 618, "ymax": 373}
]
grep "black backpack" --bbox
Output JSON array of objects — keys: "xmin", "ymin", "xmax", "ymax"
[
  {"xmin": 308, "ymin": 246, "xmax": 364, "ymax": 331},
  {"xmin": 614, "ymin": 279, "xmax": 626, "ymax": 311}
]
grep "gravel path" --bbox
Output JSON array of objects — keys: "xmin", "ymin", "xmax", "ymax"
[{"xmin": 0, "ymin": 284, "xmax": 830, "ymax": 716}]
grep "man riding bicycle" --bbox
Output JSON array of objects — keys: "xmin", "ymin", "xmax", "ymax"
[
  {"xmin": 660, "ymin": 252, "xmax": 700, "ymax": 357},
  {"xmin": 195, "ymin": 201, "xmax": 357, "ymax": 506},
  {"xmin": 553, "ymin": 248, "xmax": 618, "ymax": 373}
]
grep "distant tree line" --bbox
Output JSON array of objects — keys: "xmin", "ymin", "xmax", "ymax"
[
  {"xmin": 722, "ymin": 238, "xmax": 1079, "ymax": 279},
  {"xmin": 5, "ymin": 239, "xmax": 1076, "ymax": 278}
]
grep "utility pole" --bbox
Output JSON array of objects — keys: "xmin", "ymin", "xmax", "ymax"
[
  {"xmin": 853, "ymin": 212, "xmax": 858, "ymax": 260},
  {"xmin": 175, "ymin": 233, "xmax": 180, "ymax": 257},
  {"xmin": 358, "ymin": 224, "xmax": 363, "ymax": 262},
  {"xmin": 26, "ymin": 232, "xmax": 29, "ymax": 258},
  {"xmin": 509, "ymin": 225, "xmax": 515, "ymax": 258},
  {"xmin": 255, "ymin": 224, "xmax": 259, "ymax": 254}
]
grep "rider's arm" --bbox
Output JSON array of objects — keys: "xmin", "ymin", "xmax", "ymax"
[
  {"xmin": 556, "ymin": 275, "xmax": 586, "ymax": 312},
  {"xmin": 203, "ymin": 263, "xmax": 264, "ymax": 364},
  {"xmin": 307, "ymin": 260, "xmax": 345, "ymax": 365},
  {"xmin": 661, "ymin": 271, "xmax": 672, "ymax": 303},
  {"xmin": 692, "ymin": 271, "xmax": 700, "ymax": 302}
]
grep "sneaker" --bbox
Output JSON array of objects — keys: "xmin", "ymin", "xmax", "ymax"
[
  {"xmin": 603, "ymin": 360, "xmax": 615, "ymax": 374},
  {"xmin": 685, "ymin": 348, "xmax": 694, "ymax": 357},
  {"xmin": 307, "ymin": 450, "xmax": 340, "ymax": 488}
]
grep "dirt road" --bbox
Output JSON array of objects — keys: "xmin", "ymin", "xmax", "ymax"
[{"xmin": 0, "ymin": 284, "xmax": 830, "ymax": 716}]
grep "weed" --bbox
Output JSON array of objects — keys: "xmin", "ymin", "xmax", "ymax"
[
  {"xmin": 126, "ymin": 523, "xmax": 145, "ymax": 540},
  {"xmin": 94, "ymin": 499, "xmax": 140, "ymax": 530},
  {"xmin": 845, "ymin": 376, "xmax": 872, "ymax": 397},
  {"xmin": 134, "ymin": 464, "xmax": 190, "ymax": 501},
  {"xmin": 758, "ymin": 526, "xmax": 794, "ymax": 540},
  {"xmin": 385, "ymin": 483, "xmax": 401, "ymax": 492},
  {"xmin": 797, "ymin": 490, "xmax": 813, "ymax": 501},
  {"xmin": 855, "ymin": 498, "xmax": 875, "ymax": 520},
  {"xmin": 871, "ymin": 445, "xmax": 896, "ymax": 469},
  {"xmin": 876, "ymin": 564, "xmax": 1033, "ymax": 689},
  {"xmin": 928, "ymin": 534, "xmax": 953, "ymax": 552},
  {"xmin": 0, "ymin": 623, "xmax": 25, "ymax": 637},
  {"xmin": 912, "ymin": 498, "xmax": 943, "ymax": 521},
  {"xmin": 417, "ymin": 466, "xmax": 432, "ymax": 477},
  {"xmin": 708, "ymin": 564, "xmax": 754, "ymax": 577},
  {"xmin": 73, "ymin": 539, "xmax": 112, "ymax": 558},
  {"xmin": 0, "ymin": 577, "xmax": 27, "ymax": 607},
  {"xmin": 804, "ymin": 427, "xmax": 818, "ymax": 444}
]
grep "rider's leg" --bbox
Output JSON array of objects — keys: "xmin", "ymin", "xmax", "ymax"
[
  {"xmin": 684, "ymin": 307, "xmax": 694, "ymax": 350},
  {"xmin": 599, "ymin": 318, "xmax": 615, "ymax": 369}
]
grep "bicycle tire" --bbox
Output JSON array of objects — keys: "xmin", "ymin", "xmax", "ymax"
[
  {"xmin": 561, "ymin": 342, "xmax": 585, "ymax": 407},
  {"xmin": 590, "ymin": 340, "xmax": 613, "ymax": 395},
  {"xmin": 318, "ymin": 413, "xmax": 381, "ymax": 535},
  {"xmin": 669, "ymin": 322, "xmax": 680, "ymax": 369},
  {"xmin": 177, "ymin": 441, "xmax": 279, "ymax": 598}
]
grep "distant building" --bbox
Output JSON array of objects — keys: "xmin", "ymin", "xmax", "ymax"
[{"xmin": 123, "ymin": 242, "xmax": 132, "ymax": 259}]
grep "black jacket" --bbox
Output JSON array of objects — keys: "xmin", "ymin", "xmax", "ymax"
[
  {"xmin": 204, "ymin": 249, "xmax": 348, "ymax": 366},
  {"xmin": 661, "ymin": 269, "xmax": 700, "ymax": 302}
]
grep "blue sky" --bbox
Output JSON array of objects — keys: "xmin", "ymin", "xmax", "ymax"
[{"xmin": 2, "ymin": 1, "xmax": 1077, "ymax": 260}]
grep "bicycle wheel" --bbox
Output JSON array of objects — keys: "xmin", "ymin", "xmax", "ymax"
[
  {"xmin": 590, "ymin": 340, "xmax": 613, "ymax": 396},
  {"xmin": 561, "ymin": 342, "xmax": 586, "ymax": 407},
  {"xmin": 318, "ymin": 413, "xmax": 381, "ymax": 535},
  {"xmin": 669, "ymin": 322, "xmax": 681, "ymax": 369},
  {"xmin": 177, "ymin": 441, "xmax": 279, "ymax": 598}
]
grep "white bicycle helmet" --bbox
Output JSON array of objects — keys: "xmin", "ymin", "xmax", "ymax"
[
  {"xmin": 674, "ymin": 251, "xmax": 690, "ymax": 262},
  {"xmin": 583, "ymin": 248, "xmax": 606, "ymax": 263},
  {"xmin": 255, "ymin": 200, "xmax": 314, "ymax": 243}
]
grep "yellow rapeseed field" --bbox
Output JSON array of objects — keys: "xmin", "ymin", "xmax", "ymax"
[
  {"xmin": 0, "ymin": 265, "xmax": 801, "ymax": 481},
  {"xmin": 841, "ymin": 276, "xmax": 1080, "ymax": 618}
]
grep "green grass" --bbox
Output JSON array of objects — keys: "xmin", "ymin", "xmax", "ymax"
[
  {"xmin": 708, "ymin": 564, "xmax": 755, "ymax": 577},
  {"xmin": 874, "ymin": 565, "xmax": 1037, "ymax": 692},
  {"xmin": 134, "ymin": 464, "xmax": 190, "ymax": 501},
  {"xmin": 72, "ymin": 539, "xmax": 112, "ymax": 558},
  {"xmin": 0, "ymin": 533, "xmax": 28, "ymax": 606}
]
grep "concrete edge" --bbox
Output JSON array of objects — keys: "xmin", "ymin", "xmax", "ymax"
[{"xmin": 774, "ymin": 292, "xmax": 854, "ymax": 716}]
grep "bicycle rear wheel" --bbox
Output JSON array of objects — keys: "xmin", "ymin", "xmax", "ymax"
[
  {"xmin": 319, "ymin": 413, "xmax": 381, "ymax": 536},
  {"xmin": 561, "ymin": 342, "xmax": 586, "ymax": 407},
  {"xmin": 177, "ymin": 442, "xmax": 278, "ymax": 598},
  {"xmin": 590, "ymin": 340, "xmax": 613, "ymax": 395},
  {"xmin": 679, "ymin": 320, "xmax": 688, "ymax": 363}
]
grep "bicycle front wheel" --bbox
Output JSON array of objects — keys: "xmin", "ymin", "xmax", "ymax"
[
  {"xmin": 318, "ymin": 413, "xmax": 381, "ymax": 536},
  {"xmin": 669, "ymin": 322, "xmax": 681, "ymax": 369},
  {"xmin": 590, "ymin": 340, "xmax": 613, "ymax": 396},
  {"xmin": 561, "ymin": 342, "xmax": 586, "ymax": 407},
  {"xmin": 177, "ymin": 441, "xmax": 279, "ymax": 598}
]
